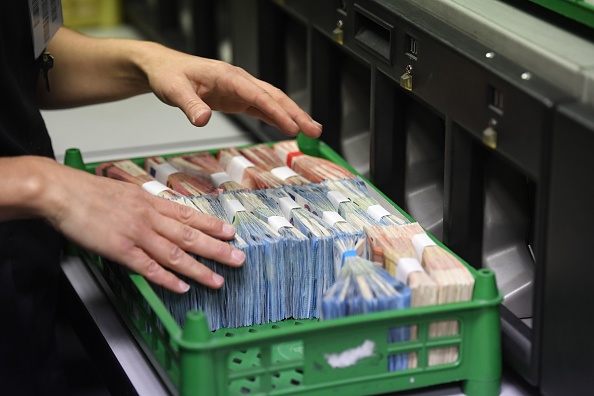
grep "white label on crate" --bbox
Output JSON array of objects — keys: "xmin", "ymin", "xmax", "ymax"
[
  {"xmin": 267, "ymin": 216, "xmax": 293, "ymax": 232},
  {"xmin": 142, "ymin": 180, "xmax": 169, "ymax": 196},
  {"xmin": 326, "ymin": 191, "xmax": 349, "ymax": 211},
  {"xmin": 324, "ymin": 340, "xmax": 376, "ymax": 368},
  {"xmin": 270, "ymin": 166, "xmax": 298, "ymax": 181},
  {"xmin": 367, "ymin": 204, "xmax": 391, "ymax": 222},
  {"xmin": 210, "ymin": 171, "xmax": 232, "ymax": 188},
  {"xmin": 412, "ymin": 233, "xmax": 437, "ymax": 261},
  {"xmin": 395, "ymin": 257, "xmax": 425, "ymax": 284},
  {"xmin": 153, "ymin": 162, "xmax": 179, "ymax": 184},
  {"xmin": 28, "ymin": 0, "xmax": 63, "ymax": 58},
  {"xmin": 227, "ymin": 156, "xmax": 255, "ymax": 184}
]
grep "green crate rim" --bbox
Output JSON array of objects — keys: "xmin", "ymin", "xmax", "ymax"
[{"xmin": 529, "ymin": 0, "xmax": 594, "ymax": 29}]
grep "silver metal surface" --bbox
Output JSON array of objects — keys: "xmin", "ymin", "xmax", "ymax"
[
  {"xmin": 44, "ymin": 93, "xmax": 255, "ymax": 164},
  {"xmin": 61, "ymin": 256, "xmax": 172, "ymax": 396},
  {"xmin": 408, "ymin": 0, "xmax": 594, "ymax": 107}
]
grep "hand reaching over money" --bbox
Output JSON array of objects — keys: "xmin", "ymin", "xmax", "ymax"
[{"xmin": 1, "ymin": 156, "xmax": 245, "ymax": 294}]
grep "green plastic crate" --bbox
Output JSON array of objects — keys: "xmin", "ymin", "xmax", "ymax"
[
  {"xmin": 64, "ymin": 136, "xmax": 503, "ymax": 396},
  {"xmin": 528, "ymin": 0, "xmax": 594, "ymax": 29}
]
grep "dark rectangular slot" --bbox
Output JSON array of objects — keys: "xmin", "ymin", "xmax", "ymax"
[
  {"xmin": 488, "ymin": 85, "xmax": 504, "ymax": 114},
  {"xmin": 354, "ymin": 6, "xmax": 393, "ymax": 64}
]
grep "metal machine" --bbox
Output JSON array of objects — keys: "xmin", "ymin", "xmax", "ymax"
[{"xmin": 99, "ymin": 0, "xmax": 594, "ymax": 394}]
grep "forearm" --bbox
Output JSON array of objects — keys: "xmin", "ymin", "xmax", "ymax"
[
  {"xmin": 0, "ymin": 156, "xmax": 59, "ymax": 221},
  {"xmin": 36, "ymin": 27, "xmax": 157, "ymax": 109},
  {"xmin": 36, "ymin": 27, "xmax": 323, "ymax": 137}
]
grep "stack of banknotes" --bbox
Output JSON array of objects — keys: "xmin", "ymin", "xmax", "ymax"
[{"xmin": 96, "ymin": 140, "xmax": 475, "ymax": 372}]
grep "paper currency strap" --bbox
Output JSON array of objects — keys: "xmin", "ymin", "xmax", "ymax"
[
  {"xmin": 326, "ymin": 190, "xmax": 350, "ymax": 210},
  {"xmin": 286, "ymin": 150, "xmax": 304, "ymax": 167},
  {"xmin": 142, "ymin": 180, "xmax": 170, "ymax": 195},
  {"xmin": 210, "ymin": 171, "xmax": 232, "ymax": 187},
  {"xmin": 322, "ymin": 211, "xmax": 347, "ymax": 226},
  {"xmin": 151, "ymin": 161, "xmax": 180, "ymax": 184},
  {"xmin": 341, "ymin": 250, "xmax": 357, "ymax": 267},
  {"xmin": 222, "ymin": 198, "xmax": 247, "ymax": 223},
  {"xmin": 395, "ymin": 257, "xmax": 425, "ymax": 283},
  {"xmin": 270, "ymin": 165, "xmax": 299, "ymax": 181},
  {"xmin": 367, "ymin": 204, "xmax": 392, "ymax": 222},
  {"xmin": 227, "ymin": 155, "xmax": 256, "ymax": 184},
  {"xmin": 279, "ymin": 196, "xmax": 301, "ymax": 219},
  {"xmin": 267, "ymin": 215, "xmax": 294, "ymax": 232},
  {"xmin": 412, "ymin": 233, "xmax": 437, "ymax": 260}
]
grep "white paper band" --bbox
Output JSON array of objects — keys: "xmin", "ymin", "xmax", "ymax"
[
  {"xmin": 142, "ymin": 180, "xmax": 170, "ymax": 196},
  {"xmin": 222, "ymin": 199, "xmax": 246, "ymax": 223},
  {"xmin": 395, "ymin": 257, "xmax": 425, "ymax": 284},
  {"xmin": 210, "ymin": 171, "xmax": 232, "ymax": 187},
  {"xmin": 322, "ymin": 211, "xmax": 347, "ymax": 226},
  {"xmin": 326, "ymin": 191, "xmax": 349, "ymax": 211},
  {"xmin": 268, "ymin": 216, "xmax": 293, "ymax": 232},
  {"xmin": 227, "ymin": 156, "xmax": 255, "ymax": 184},
  {"xmin": 367, "ymin": 204, "xmax": 391, "ymax": 222},
  {"xmin": 412, "ymin": 233, "xmax": 437, "ymax": 261},
  {"xmin": 152, "ymin": 162, "xmax": 179, "ymax": 184},
  {"xmin": 279, "ymin": 197, "xmax": 300, "ymax": 220},
  {"xmin": 270, "ymin": 166, "xmax": 299, "ymax": 181}
]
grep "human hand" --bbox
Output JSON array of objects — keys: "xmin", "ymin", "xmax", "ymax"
[
  {"xmin": 138, "ymin": 44, "xmax": 323, "ymax": 138},
  {"xmin": 40, "ymin": 28, "xmax": 322, "ymax": 137},
  {"xmin": 34, "ymin": 158, "xmax": 245, "ymax": 293}
]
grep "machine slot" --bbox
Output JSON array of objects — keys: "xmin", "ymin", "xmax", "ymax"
[
  {"xmin": 403, "ymin": 100, "xmax": 445, "ymax": 240},
  {"xmin": 482, "ymin": 151, "xmax": 535, "ymax": 323},
  {"xmin": 339, "ymin": 55, "xmax": 371, "ymax": 177},
  {"xmin": 354, "ymin": 6, "xmax": 393, "ymax": 64}
]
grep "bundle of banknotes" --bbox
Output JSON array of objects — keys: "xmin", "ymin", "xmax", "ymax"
[{"xmin": 95, "ymin": 139, "xmax": 475, "ymax": 368}]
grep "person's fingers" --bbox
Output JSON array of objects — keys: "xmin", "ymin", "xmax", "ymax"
[
  {"xmin": 102, "ymin": 193, "xmax": 242, "ymax": 291},
  {"xmin": 148, "ymin": 209, "xmax": 246, "ymax": 268},
  {"xmin": 159, "ymin": 77, "xmax": 213, "ymax": 127},
  {"xmin": 42, "ymin": 164, "xmax": 239, "ymax": 294},
  {"xmin": 131, "ymin": 225, "xmax": 228, "ymax": 290},
  {"xmin": 150, "ymin": 56, "xmax": 322, "ymax": 136},
  {"xmin": 293, "ymin": 111, "xmax": 323, "ymax": 138},
  {"xmin": 236, "ymin": 69, "xmax": 323, "ymax": 137},
  {"xmin": 242, "ymin": 107, "xmax": 284, "ymax": 131},
  {"xmin": 122, "ymin": 246, "xmax": 191, "ymax": 293},
  {"xmin": 245, "ymin": 106, "xmax": 323, "ymax": 138},
  {"xmin": 151, "ymin": 198, "xmax": 236, "ymax": 240},
  {"xmin": 227, "ymin": 74, "xmax": 302, "ymax": 135}
]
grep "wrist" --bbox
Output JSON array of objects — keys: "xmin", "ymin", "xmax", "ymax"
[
  {"xmin": 125, "ymin": 39, "xmax": 168, "ymax": 90},
  {"xmin": 0, "ymin": 156, "xmax": 62, "ymax": 221}
]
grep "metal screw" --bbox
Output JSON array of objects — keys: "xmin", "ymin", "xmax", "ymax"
[{"xmin": 486, "ymin": 52, "xmax": 495, "ymax": 59}]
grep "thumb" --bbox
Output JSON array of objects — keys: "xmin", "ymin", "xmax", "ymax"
[
  {"xmin": 171, "ymin": 87, "xmax": 213, "ymax": 127},
  {"xmin": 187, "ymin": 101, "xmax": 213, "ymax": 127}
]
